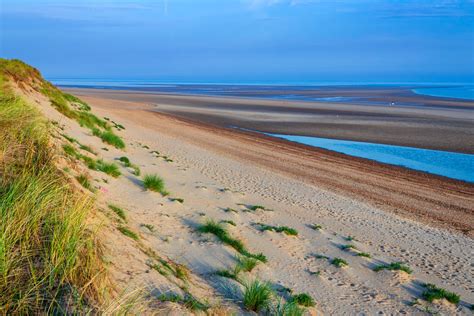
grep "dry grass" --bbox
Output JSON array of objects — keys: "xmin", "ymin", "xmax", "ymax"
[{"xmin": 0, "ymin": 58, "xmax": 107, "ymax": 314}]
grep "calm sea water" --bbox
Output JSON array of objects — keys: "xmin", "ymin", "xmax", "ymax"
[
  {"xmin": 413, "ymin": 85, "xmax": 474, "ymax": 100},
  {"xmin": 268, "ymin": 134, "xmax": 474, "ymax": 183}
]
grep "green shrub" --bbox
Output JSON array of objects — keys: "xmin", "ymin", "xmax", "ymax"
[{"xmin": 143, "ymin": 174, "xmax": 168, "ymax": 195}]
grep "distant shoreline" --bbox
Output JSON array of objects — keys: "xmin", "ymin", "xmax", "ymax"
[
  {"xmin": 58, "ymin": 82, "xmax": 474, "ymax": 105},
  {"xmin": 65, "ymin": 87, "xmax": 474, "ymax": 154}
]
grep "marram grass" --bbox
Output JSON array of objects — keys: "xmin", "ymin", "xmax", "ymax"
[{"xmin": 0, "ymin": 58, "xmax": 107, "ymax": 314}]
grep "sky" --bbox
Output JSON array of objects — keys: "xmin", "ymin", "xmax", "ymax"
[{"xmin": 1, "ymin": 0, "xmax": 473, "ymax": 83}]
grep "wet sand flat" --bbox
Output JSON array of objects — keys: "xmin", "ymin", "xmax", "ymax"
[{"xmin": 65, "ymin": 88, "xmax": 474, "ymax": 154}]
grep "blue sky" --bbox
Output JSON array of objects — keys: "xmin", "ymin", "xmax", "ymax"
[{"xmin": 1, "ymin": 0, "xmax": 473, "ymax": 83}]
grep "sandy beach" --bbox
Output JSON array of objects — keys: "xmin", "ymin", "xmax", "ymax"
[{"xmin": 33, "ymin": 87, "xmax": 472, "ymax": 313}]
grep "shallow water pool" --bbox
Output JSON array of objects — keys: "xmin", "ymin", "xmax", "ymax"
[{"xmin": 268, "ymin": 134, "xmax": 474, "ymax": 183}]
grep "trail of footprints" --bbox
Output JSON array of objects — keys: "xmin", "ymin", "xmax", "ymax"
[{"xmin": 125, "ymin": 141, "xmax": 470, "ymax": 313}]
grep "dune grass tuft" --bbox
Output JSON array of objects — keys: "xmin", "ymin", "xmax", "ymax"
[
  {"xmin": 99, "ymin": 130, "xmax": 125, "ymax": 149},
  {"xmin": 421, "ymin": 284, "xmax": 460, "ymax": 304},
  {"xmin": 0, "ymin": 59, "xmax": 106, "ymax": 314},
  {"xmin": 290, "ymin": 293, "xmax": 316, "ymax": 307},
  {"xmin": 96, "ymin": 159, "xmax": 121, "ymax": 177},
  {"xmin": 236, "ymin": 255, "xmax": 259, "ymax": 272},
  {"xmin": 118, "ymin": 156, "xmax": 140, "ymax": 175},
  {"xmin": 310, "ymin": 224, "xmax": 323, "ymax": 230},
  {"xmin": 257, "ymin": 223, "xmax": 298, "ymax": 236},
  {"xmin": 221, "ymin": 219, "xmax": 236, "ymax": 226},
  {"xmin": 108, "ymin": 204, "xmax": 126, "ymax": 221},
  {"xmin": 118, "ymin": 226, "xmax": 139, "ymax": 241},
  {"xmin": 198, "ymin": 219, "xmax": 266, "ymax": 262},
  {"xmin": 356, "ymin": 252, "xmax": 371, "ymax": 258},
  {"xmin": 273, "ymin": 299, "xmax": 305, "ymax": 316},
  {"xmin": 143, "ymin": 174, "xmax": 168, "ymax": 195},
  {"xmin": 373, "ymin": 262, "xmax": 412, "ymax": 274},
  {"xmin": 243, "ymin": 279, "xmax": 273, "ymax": 312},
  {"xmin": 340, "ymin": 244, "xmax": 357, "ymax": 251},
  {"xmin": 331, "ymin": 258, "xmax": 348, "ymax": 268},
  {"xmin": 76, "ymin": 174, "xmax": 94, "ymax": 191}
]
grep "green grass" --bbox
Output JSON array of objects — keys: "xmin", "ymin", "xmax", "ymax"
[
  {"xmin": 224, "ymin": 207, "xmax": 238, "ymax": 213},
  {"xmin": 356, "ymin": 252, "xmax": 371, "ymax": 258},
  {"xmin": 345, "ymin": 235, "xmax": 355, "ymax": 241},
  {"xmin": 108, "ymin": 204, "xmax": 126, "ymax": 221},
  {"xmin": 98, "ymin": 130, "xmax": 125, "ymax": 149},
  {"xmin": 314, "ymin": 254, "xmax": 329, "ymax": 259},
  {"xmin": 170, "ymin": 197, "xmax": 184, "ymax": 203},
  {"xmin": 79, "ymin": 144, "xmax": 96, "ymax": 155},
  {"xmin": 0, "ymin": 58, "xmax": 106, "ymax": 314},
  {"xmin": 118, "ymin": 226, "xmax": 139, "ymax": 241},
  {"xmin": 198, "ymin": 219, "xmax": 266, "ymax": 262},
  {"xmin": 96, "ymin": 159, "xmax": 121, "ymax": 177},
  {"xmin": 61, "ymin": 133, "xmax": 77, "ymax": 143},
  {"xmin": 236, "ymin": 255, "xmax": 259, "ymax": 272},
  {"xmin": 118, "ymin": 156, "xmax": 140, "ymax": 175},
  {"xmin": 309, "ymin": 224, "xmax": 323, "ymax": 230},
  {"xmin": 273, "ymin": 300, "xmax": 305, "ymax": 316},
  {"xmin": 215, "ymin": 269, "xmax": 238, "ymax": 280},
  {"xmin": 257, "ymin": 223, "xmax": 298, "ymax": 236},
  {"xmin": 221, "ymin": 219, "xmax": 236, "ymax": 226},
  {"xmin": 143, "ymin": 174, "xmax": 168, "ymax": 195},
  {"xmin": 141, "ymin": 223, "xmax": 155, "ymax": 232},
  {"xmin": 331, "ymin": 258, "xmax": 348, "ymax": 268},
  {"xmin": 157, "ymin": 293, "xmax": 209, "ymax": 312},
  {"xmin": 290, "ymin": 293, "xmax": 316, "ymax": 307},
  {"xmin": 76, "ymin": 174, "xmax": 94, "ymax": 191},
  {"xmin": 63, "ymin": 143, "xmax": 80, "ymax": 158},
  {"xmin": 421, "ymin": 283, "xmax": 460, "ymax": 304},
  {"xmin": 373, "ymin": 262, "xmax": 412, "ymax": 274},
  {"xmin": 243, "ymin": 279, "xmax": 273, "ymax": 312},
  {"xmin": 340, "ymin": 244, "xmax": 357, "ymax": 251},
  {"xmin": 119, "ymin": 156, "xmax": 130, "ymax": 164},
  {"xmin": 247, "ymin": 205, "xmax": 268, "ymax": 211}
]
